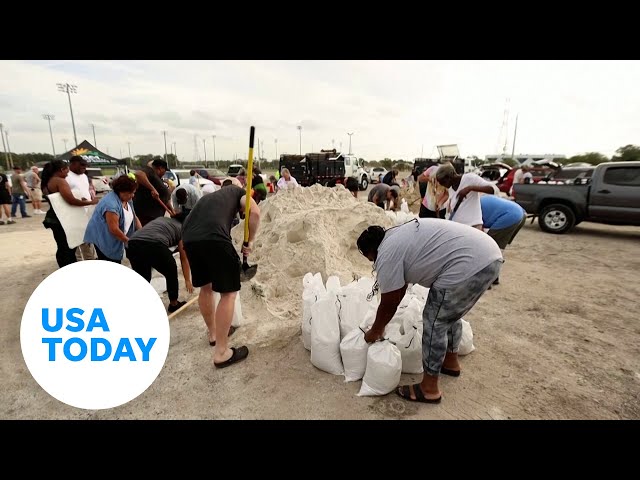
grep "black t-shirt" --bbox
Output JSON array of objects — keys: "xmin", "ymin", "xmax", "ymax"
[
  {"xmin": 182, "ymin": 185, "xmax": 246, "ymax": 244},
  {"xmin": 133, "ymin": 166, "xmax": 170, "ymax": 218},
  {"xmin": 382, "ymin": 171, "xmax": 395, "ymax": 185},
  {"xmin": 0, "ymin": 173, "xmax": 8, "ymax": 190}
]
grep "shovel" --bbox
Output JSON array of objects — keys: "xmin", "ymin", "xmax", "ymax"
[{"xmin": 240, "ymin": 126, "xmax": 258, "ymax": 282}]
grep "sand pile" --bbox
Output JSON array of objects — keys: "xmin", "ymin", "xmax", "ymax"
[{"xmin": 229, "ymin": 184, "xmax": 393, "ymax": 346}]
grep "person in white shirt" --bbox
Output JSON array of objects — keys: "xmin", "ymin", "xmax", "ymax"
[
  {"xmin": 436, "ymin": 162, "xmax": 495, "ymax": 230},
  {"xmin": 522, "ymin": 166, "xmax": 533, "ymax": 184},
  {"xmin": 171, "ymin": 182, "xmax": 203, "ymax": 217},
  {"xmin": 276, "ymin": 168, "xmax": 299, "ymax": 190},
  {"xmin": 66, "ymin": 156, "xmax": 97, "ymax": 260}
]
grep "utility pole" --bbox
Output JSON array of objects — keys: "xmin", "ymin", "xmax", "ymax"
[
  {"xmin": 275, "ymin": 138, "xmax": 278, "ymax": 161},
  {"xmin": 63, "ymin": 138, "xmax": 68, "ymax": 152},
  {"xmin": 43, "ymin": 114, "xmax": 56, "ymax": 156},
  {"xmin": 347, "ymin": 132, "xmax": 354, "ymax": 154},
  {"xmin": 173, "ymin": 142, "xmax": 177, "ymax": 163},
  {"xmin": 203, "ymin": 138, "xmax": 207, "ymax": 167},
  {"xmin": 511, "ymin": 114, "xmax": 519, "ymax": 161},
  {"xmin": 162, "ymin": 131, "xmax": 168, "ymax": 166},
  {"xmin": 57, "ymin": 83, "xmax": 78, "ymax": 147},
  {"xmin": 212, "ymin": 135, "xmax": 216, "ymax": 168},
  {"xmin": 90, "ymin": 123, "xmax": 97, "ymax": 147},
  {"xmin": 127, "ymin": 142, "xmax": 132, "ymax": 167},
  {"xmin": 297, "ymin": 125, "xmax": 302, "ymax": 154},
  {"xmin": 5, "ymin": 130, "xmax": 13, "ymax": 168},
  {"xmin": 0, "ymin": 123, "xmax": 9, "ymax": 170}
]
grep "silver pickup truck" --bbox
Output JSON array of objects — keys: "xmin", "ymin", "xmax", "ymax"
[{"xmin": 513, "ymin": 161, "xmax": 640, "ymax": 234}]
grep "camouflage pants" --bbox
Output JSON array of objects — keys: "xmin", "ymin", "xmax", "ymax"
[{"xmin": 422, "ymin": 259, "xmax": 503, "ymax": 376}]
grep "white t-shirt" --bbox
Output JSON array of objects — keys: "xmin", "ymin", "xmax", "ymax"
[
  {"xmin": 123, "ymin": 203, "xmax": 134, "ymax": 236},
  {"xmin": 447, "ymin": 173, "xmax": 494, "ymax": 227},
  {"xmin": 277, "ymin": 176, "xmax": 299, "ymax": 190},
  {"xmin": 523, "ymin": 172, "xmax": 533, "ymax": 183},
  {"xmin": 66, "ymin": 171, "xmax": 92, "ymax": 200}
]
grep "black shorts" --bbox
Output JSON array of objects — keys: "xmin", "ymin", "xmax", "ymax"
[
  {"xmin": 184, "ymin": 240, "xmax": 241, "ymax": 293},
  {"xmin": 419, "ymin": 204, "xmax": 446, "ymax": 219}
]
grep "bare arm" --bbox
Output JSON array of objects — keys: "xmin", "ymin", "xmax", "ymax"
[
  {"xmin": 177, "ymin": 240, "xmax": 193, "ymax": 294},
  {"xmin": 134, "ymin": 215, "xmax": 142, "ymax": 231},
  {"xmin": 364, "ymin": 285, "xmax": 408, "ymax": 343},
  {"xmin": 53, "ymin": 178, "xmax": 97, "ymax": 206},
  {"xmin": 105, "ymin": 211, "xmax": 129, "ymax": 243},
  {"xmin": 134, "ymin": 170, "xmax": 159, "ymax": 199},
  {"xmin": 240, "ymin": 195, "xmax": 261, "ymax": 243}
]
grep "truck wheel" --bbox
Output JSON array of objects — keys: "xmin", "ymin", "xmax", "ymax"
[
  {"xmin": 539, "ymin": 204, "xmax": 575, "ymax": 234},
  {"xmin": 359, "ymin": 177, "xmax": 368, "ymax": 191}
]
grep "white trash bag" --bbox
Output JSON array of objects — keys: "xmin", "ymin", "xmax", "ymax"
[
  {"xmin": 325, "ymin": 275, "xmax": 341, "ymax": 294},
  {"xmin": 458, "ymin": 319, "xmax": 475, "ymax": 356},
  {"xmin": 357, "ymin": 340, "xmax": 402, "ymax": 397},
  {"xmin": 340, "ymin": 328, "xmax": 370, "ymax": 382},
  {"xmin": 310, "ymin": 294, "xmax": 344, "ymax": 375}
]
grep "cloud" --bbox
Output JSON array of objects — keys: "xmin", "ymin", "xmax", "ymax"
[{"xmin": 1, "ymin": 60, "xmax": 639, "ymax": 161}]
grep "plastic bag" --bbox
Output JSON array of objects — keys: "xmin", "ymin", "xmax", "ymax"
[
  {"xmin": 458, "ymin": 319, "xmax": 475, "ymax": 356},
  {"xmin": 302, "ymin": 273, "xmax": 326, "ymax": 351},
  {"xmin": 336, "ymin": 292, "xmax": 370, "ymax": 340},
  {"xmin": 213, "ymin": 292, "xmax": 244, "ymax": 327},
  {"xmin": 396, "ymin": 326, "xmax": 423, "ymax": 374}
]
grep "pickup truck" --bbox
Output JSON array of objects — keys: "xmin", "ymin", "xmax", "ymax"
[{"xmin": 513, "ymin": 161, "xmax": 640, "ymax": 234}]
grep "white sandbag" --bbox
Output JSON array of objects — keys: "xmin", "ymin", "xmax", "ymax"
[
  {"xmin": 357, "ymin": 341, "xmax": 402, "ymax": 397},
  {"xmin": 458, "ymin": 319, "xmax": 475, "ymax": 356},
  {"xmin": 336, "ymin": 292, "xmax": 370, "ymax": 339},
  {"xmin": 325, "ymin": 275, "xmax": 341, "ymax": 294},
  {"xmin": 213, "ymin": 292, "xmax": 245, "ymax": 327},
  {"xmin": 401, "ymin": 198, "xmax": 410, "ymax": 214},
  {"xmin": 360, "ymin": 302, "xmax": 379, "ymax": 330},
  {"xmin": 340, "ymin": 328, "xmax": 369, "ymax": 382},
  {"xmin": 302, "ymin": 273, "xmax": 326, "ymax": 350},
  {"xmin": 400, "ymin": 297, "xmax": 425, "ymax": 335},
  {"xmin": 410, "ymin": 284, "xmax": 429, "ymax": 302},
  {"xmin": 310, "ymin": 294, "xmax": 344, "ymax": 375},
  {"xmin": 397, "ymin": 326, "xmax": 423, "ymax": 374},
  {"xmin": 384, "ymin": 322, "xmax": 402, "ymax": 340}
]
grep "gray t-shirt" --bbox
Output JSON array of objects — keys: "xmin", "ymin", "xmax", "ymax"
[
  {"xmin": 182, "ymin": 185, "xmax": 246, "ymax": 244},
  {"xmin": 368, "ymin": 183, "xmax": 390, "ymax": 204},
  {"xmin": 375, "ymin": 218, "xmax": 503, "ymax": 292},
  {"xmin": 130, "ymin": 217, "xmax": 182, "ymax": 248}
]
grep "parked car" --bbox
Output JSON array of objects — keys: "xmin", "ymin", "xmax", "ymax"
[
  {"xmin": 513, "ymin": 161, "xmax": 640, "ymax": 234},
  {"xmin": 86, "ymin": 167, "xmax": 112, "ymax": 195},
  {"xmin": 227, "ymin": 164, "xmax": 244, "ymax": 177},
  {"xmin": 167, "ymin": 169, "xmax": 214, "ymax": 190},
  {"xmin": 540, "ymin": 166, "xmax": 595, "ymax": 185}
]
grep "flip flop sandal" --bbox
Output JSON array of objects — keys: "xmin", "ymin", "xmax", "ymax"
[
  {"xmin": 396, "ymin": 383, "xmax": 442, "ymax": 404},
  {"xmin": 440, "ymin": 367, "xmax": 461, "ymax": 377},
  {"xmin": 209, "ymin": 326, "xmax": 237, "ymax": 346},
  {"xmin": 214, "ymin": 346, "xmax": 249, "ymax": 369}
]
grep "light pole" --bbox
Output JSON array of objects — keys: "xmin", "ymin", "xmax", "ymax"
[
  {"xmin": 347, "ymin": 132, "xmax": 353, "ymax": 154},
  {"xmin": 0, "ymin": 123, "xmax": 9, "ymax": 170},
  {"xmin": 297, "ymin": 125, "xmax": 302, "ymax": 154},
  {"xmin": 63, "ymin": 138, "xmax": 68, "ymax": 152},
  {"xmin": 127, "ymin": 142, "xmax": 132, "ymax": 166},
  {"xmin": 340, "ymin": 141, "xmax": 342, "ymax": 152},
  {"xmin": 202, "ymin": 138, "xmax": 207, "ymax": 167},
  {"xmin": 57, "ymin": 83, "xmax": 78, "ymax": 147},
  {"xmin": 275, "ymin": 138, "xmax": 278, "ymax": 161},
  {"xmin": 5, "ymin": 130, "xmax": 13, "ymax": 168},
  {"xmin": 212, "ymin": 135, "xmax": 216, "ymax": 168},
  {"xmin": 43, "ymin": 114, "xmax": 56, "ymax": 157},
  {"xmin": 173, "ymin": 142, "xmax": 177, "ymax": 163},
  {"xmin": 90, "ymin": 123, "xmax": 97, "ymax": 147},
  {"xmin": 162, "ymin": 130, "xmax": 168, "ymax": 166},
  {"xmin": 332, "ymin": 138, "xmax": 335, "ymax": 150}
]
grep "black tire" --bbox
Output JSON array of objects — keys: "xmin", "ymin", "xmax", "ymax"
[
  {"xmin": 359, "ymin": 176, "xmax": 368, "ymax": 191},
  {"xmin": 538, "ymin": 204, "xmax": 575, "ymax": 234}
]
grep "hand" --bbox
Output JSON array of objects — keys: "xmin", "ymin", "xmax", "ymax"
[
  {"xmin": 151, "ymin": 189, "xmax": 160, "ymax": 200},
  {"xmin": 364, "ymin": 327, "xmax": 384, "ymax": 344},
  {"xmin": 185, "ymin": 280, "xmax": 194, "ymax": 294},
  {"xmin": 241, "ymin": 242, "xmax": 252, "ymax": 256},
  {"xmin": 91, "ymin": 198, "xmax": 99, "ymax": 205},
  {"xmin": 456, "ymin": 186, "xmax": 471, "ymax": 202}
]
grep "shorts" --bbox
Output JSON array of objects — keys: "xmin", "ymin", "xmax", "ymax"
[
  {"xmin": 30, "ymin": 188, "xmax": 43, "ymax": 202},
  {"xmin": 487, "ymin": 214, "xmax": 526, "ymax": 249},
  {"xmin": 419, "ymin": 204, "xmax": 446, "ymax": 219},
  {"xmin": 184, "ymin": 240, "xmax": 241, "ymax": 293},
  {"xmin": 0, "ymin": 190, "xmax": 10, "ymax": 205}
]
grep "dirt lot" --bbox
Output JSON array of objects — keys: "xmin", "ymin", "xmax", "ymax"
[{"xmin": 1, "ymin": 201, "xmax": 639, "ymax": 420}]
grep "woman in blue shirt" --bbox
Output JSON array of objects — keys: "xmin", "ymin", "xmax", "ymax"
[{"xmin": 84, "ymin": 175, "xmax": 141, "ymax": 263}]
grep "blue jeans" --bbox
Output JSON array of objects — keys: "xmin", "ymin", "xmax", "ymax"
[{"xmin": 11, "ymin": 194, "xmax": 27, "ymax": 217}]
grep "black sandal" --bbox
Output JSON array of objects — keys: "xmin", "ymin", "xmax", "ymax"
[
  {"xmin": 440, "ymin": 367, "xmax": 461, "ymax": 377},
  {"xmin": 214, "ymin": 346, "xmax": 249, "ymax": 369},
  {"xmin": 396, "ymin": 383, "xmax": 442, "ymax": 404},
  {"xmin": 209, "ymin": 325, "xmax": 237, "ymax": 346}
]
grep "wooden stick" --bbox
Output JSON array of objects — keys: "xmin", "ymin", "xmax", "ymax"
[{"xmin": 167, "ymin": 295, "xmax": 199, "ymax": 321}]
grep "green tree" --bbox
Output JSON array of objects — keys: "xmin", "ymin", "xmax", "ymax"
[
  {"xmin": 380, "ymin": 158, "xmax": 394, "ymax": 170},
  {"xmin": 502, "ymin": 158, "xmax": 519, "ymax": 167},
  {"xmin": 612, "ymin": 144, "xmax": 640, "ymax": 162},
  {"xmin": 566, "ymin": 152, "xmax": 610, "ymax": 165}
]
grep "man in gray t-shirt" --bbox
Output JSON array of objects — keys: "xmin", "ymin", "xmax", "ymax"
[
  {"xmin": 357, "ymin": 218, "xmax": 503, "ymax": 405},
  {"xmin": 367, "ymin": 183, "xmax": 399, "ymax": 209}
]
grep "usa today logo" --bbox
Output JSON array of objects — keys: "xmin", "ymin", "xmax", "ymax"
[{"xmin": 20, "ymin": 261, "xmax": 170, "ymax": 410}]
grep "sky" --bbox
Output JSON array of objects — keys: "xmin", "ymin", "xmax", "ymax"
[{"xmin": 1, "ymin": 60, "xmax": 639, "ymax": 162}]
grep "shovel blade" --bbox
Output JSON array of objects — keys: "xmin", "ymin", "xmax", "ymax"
[{"xmin": 240, "ymin": 263, "xmax": 258, "ymax": 282}]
